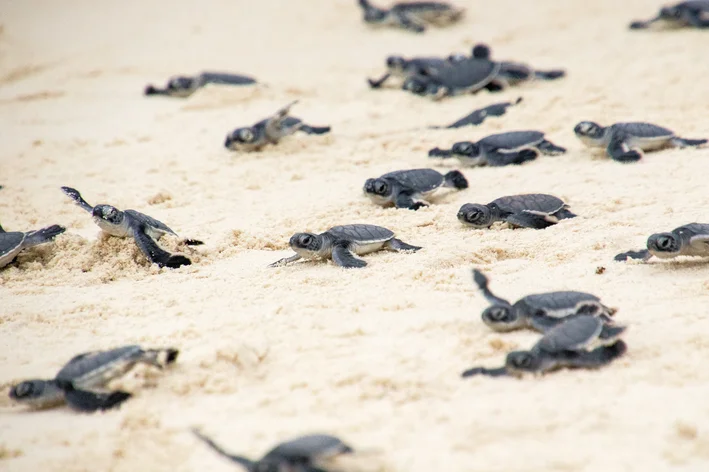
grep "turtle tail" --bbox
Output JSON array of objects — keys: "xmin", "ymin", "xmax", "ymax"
[{"xmin": 443, "ymin": 170, "xmax": 469, "ymax": 190}]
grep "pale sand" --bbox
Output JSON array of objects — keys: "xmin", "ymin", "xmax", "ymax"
[{"xmin": 2, "ymin": 0, "xmax": 709, "ymax": 470}]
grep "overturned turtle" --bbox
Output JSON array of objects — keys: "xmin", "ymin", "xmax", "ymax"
[
  {"xmin": 615, "ymin": 223, "xmax": 709, "ymax": 262},
  {"xmin": 358, "ymin": 0, "xmax": 465, "ymax": 33},
  {"xmin": 573, "ymin": 121, "xmax": 706, "ymax": 163},
  {"xmin": 471, "ymin": 269, "xmax": 616, "ymax": 333},
  {"xmin": 224, "ymin": 100, "xmax": 330, "ymax": 152},
  {"xmin": 461, "ymin": 314, "xmax": 628, "ymax": 378},
  {"xmin": 364, "ymin": 168, "xmax": 468, "ymax": 210},
  {"xmin": 429, "ymin": 97, "xmax": 523, "ymax": 129},
  {"xmin": 193, "ymin": 429, "xmax": 353, "ymax": 471},
  {"xmin": 0, "ymin": 222, "xmax": 65, "ymax": 269},
  {"xmin": 458, "ymin": 194, "xmax": 576, "ymax": 230},
  {"xmin": 9, "ymin": 345, "xmax": 178, "ymax": 412},
  {"xmin": 269, "ymin": 224, "xmax": 421, "ymax": 269},
  {"xmin": 367, "ymin": 55, "xmax": 452, "ymax": 89},
  {"xmin": 630, "ymin": 1, "xmax": 709, "ymax": 30},
  {"xmin": 429, "ymin": 130, "xmax": 566, "ymax": 167},
  {"xmin": 402, "ymin": 57, "xmax": 500, "ymax": 99},
  {"xmin": 144, "ymin": 71, "xmax": 257, "ymax": 98},
  {"xmin": 61, "ymin": 186, "xmax": 201, "ymax": 269}
]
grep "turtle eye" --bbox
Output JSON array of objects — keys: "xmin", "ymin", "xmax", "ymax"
[
  {"xmin": 658, "ymin": 236, "xmax": 673, "ymax": 249},
  {"xmin": 488, "ymin": 307, "xmax": 509, "ymax": 321},
  {"xmin": 513, "ymin": 354, "xmax": 533, "ymax": 368},
  {"xmin": 238, "ymin": 129, "xmax": 253, "ymax": 142},
  {"xmin": 300, "ymin": 235, "xmax": 312, "ymax": 246},
  {"xmin": 375, "ymin": 182, "xmax": 387, "ymax": 194}
]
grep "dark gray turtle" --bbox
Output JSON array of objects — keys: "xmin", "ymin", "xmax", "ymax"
[
  {"xmin": 193, "ymin": 429, "xmax": 353, "ymax": 471},
  {"xmin": 367, "ymin": 55, "xmax": 452, "ymax": 89},
  {"xmin": 269, "ymin": 224, "xmax": 421, "ymax": 269},
  {"xmin": 402, "ymin": 58, "xmax": 500, "ymax": 99},
  {"xmin": 458, "ymin": 193, "xmax": 576, "ymax": 230},
  {"xmin": 574, "ymin": 121, "xmax": 706, "ymax": 163},
  {"xmin": 429, "ymin": 130, "xmax": 566, "ymax": 167},
  {"xmin": 9, "ymin": 345, "xmax": 178, "ymax": 412},
  {"xmin": 471, "ymin": 269, "xmax": 616, "ymax": 333},
  {"xmin": 144, "ymin": 71, "xmax": 257, "ymax": 98},
  {"xmin": 429, "ymin": 97, "xmax": 523, "ymax": 129},
  {"xmin": 61, "ymin": 186, "xmax": 202, "ymax": 269},
  {"xmin": 461, "ymin": 314, "xmax": 628, "ymax": 378},
  {"xmin": 358, "ymin": 0, "xmax": 464, "ymax": 33},
  {"xmin": 615, "ymin": 223, "xmax": 709, "ymax": 262},
  {"xmin": 630, "ymin": 1, "xmax": 709, "ymax": 29},
  {"xmin": 0, "ymin": 222, "xmax": 65, "ymax": 269},
  {"xmin": 363, "ymin": 168, "xmax": 468, "ymax": 210},
  {"xmin": 224, "ymin": 100, "xmax": 331, "ymax": 152}
]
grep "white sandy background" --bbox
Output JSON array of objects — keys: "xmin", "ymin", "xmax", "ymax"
[{"xmin": 2, "ymin": 0, "xmax": 709, "ymax": 471}]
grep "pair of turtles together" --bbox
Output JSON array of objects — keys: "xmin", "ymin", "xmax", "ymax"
[
  {"xmin": 463, "ymin": 270, "xmax": 627, "ymax": 377},
  {"xmin": 9, "ymin": 345, "xmax": 178, "ymax": 412},
  {"xmin": 224, "ymin": 100, "xmax": 331, "ymax": 152},
  {"xmin": 615, "ymin": 223, "xmax": 709, "ymax": 262},
  {"xmin": 144, "ymin": 71, "xmax": 257, "ymax": 98},
  {"xmin": 358, "ymin": 0, "xmax": 464, "ymax": 33},
  {"xmin": 630, "ymin": 1, "xmax": 709, "ymax": 30},
  {"xmin": 458, "ymin": 193, "xmax": 576, "ymax": 230}
]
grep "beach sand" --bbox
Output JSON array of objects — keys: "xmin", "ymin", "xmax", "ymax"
[{"xmin": 2, "ymin": 0, "xmax": 709, "ymax": 471}]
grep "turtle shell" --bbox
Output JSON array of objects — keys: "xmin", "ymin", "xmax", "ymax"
[
  {"xmin": 479, "ymin": 130, "xmax": 545, "ymax": 150},
  {"xmin": 0, "ymin": 232, "xmax": 25, "ymax": 258},
  {"xmin": 381, "ymin": 169, "xmax": 444, "ymax": 193},
  {"xmin": 518, "ymin": 291, "xmax": 602, "ymax": 318},
  {"xmin": 491, "ymin": 194, "xmax": 566, "ymax": 215},
  {"xmin": 535, "ymin": 315, "xmax": 604, "ymax": 353},
  {"xmin": 326, "ymin": 224, "xmax": 394, "ymax": 243},
  {"xmin": 56, "ymin": 345, "xmax": 143, "ymax": 384},
  {"xmin": 125, "ymin": 210, "xmax": 177, "ymax": 236},
  {"xmin": 427, "ymin": 58, "xmax": 499, "ymax": 91},
  {"xmin": 261, "ymin": 434, "xmax": 352, "ymax": 463},
  {"xmin": 612, "ymin": 122, "xmax": 674, "ymax": 139}
]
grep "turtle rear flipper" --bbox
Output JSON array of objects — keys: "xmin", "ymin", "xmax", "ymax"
[
  {"xmin": 23, "ymin": 225, "xmax": 66, "ymax": 247},
  {"xmin": 670, "ymin": 137, "xmax": 707, "ymax": 148},
  {"xmin": 386, "ymin": 238, "xmax": 421, "ymax": 252},
  {"xmin": 506, "ymin": 211, "xmax": 557, "ymax": 230},
  {"xmin": 61, "ymin": 186, "xmax": 94, "ymax": 213},
  {"xmin": 332, "ymin": 243, "xmax": 367, "ymax": 269},
  {"xmin": 564, "ymin": 341, "xmax": 627, "ymax": 368},
  {"xmin": 198, "ymin": 72, "xmax": 256, "ymax": 86},
  {"xmin": 598, "ymin": 324, "xmax": 626, "ymax": 344},
  {"xmin": 192, "ymin": 429, "xmax": 255, "ymax": 469},
  {"xmin": 614, "ymin": 249, "xmax": 651, "ymax": 262},
  {"xmin": 183, "ymin": 238, "xmax": 204, "ymax": 246},
  {"xmin": 298, "ymin": 124, "xmax": 331, "ymax": 135},
  {"xmin": 132, "ymin": 224, "xmax": 191, "ymax": 269},
  {"xmin": 536, "ymin": 140, "xmax": 567, "ymax": 155},
  {"xmin": 443, "ymin": 170, "xmax": 469, "ymax": 189},
  {"xmin": 144, "ymin": 85, "xmax": 169, "ymax": 96},
  {"xmin": 393, "ymin": 11, "xmax": 426, "ymax": 33},
  {"xmin": 64, "ymin": 387, "xmax": 132, "ymax": 412}
]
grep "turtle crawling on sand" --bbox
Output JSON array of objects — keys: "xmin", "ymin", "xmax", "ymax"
[
  {"xmin": 224, "ymin": 100, "xmax": 331, "ymax": 152},
  {"xmin": 461, "ymin": 314, "xmax": 628, "ymax": 378},
  {"xmin": 429, "ymin": 97, "xmax": 523, "ymax": 129},
  {"xmin": 61, "ymin": 186, "xmax": 201, "ymax": 269},
  {"xmin": 193, "ymin": 430, "xmax": 353, "ymax": 471},
  {"xmin": 0, "ymin": 221, "xmax": 66, "ymax": 269},
  {"xmin": 9, "ymin": 345, "xmax": 178, "ymax": 412},
  {"xmin": 402, "ymin": 57, "xmax": 500, "ymax": 99},
  {"xmin": 457, "ymin": 194, "xmax": 576, "ymax": 230},
  {"xmin": 269, "ymin": 224, "xmax": 421, "ymax": 269},
  {"xmin": 573, "ymin": 121, "xmax": 706, "ymax": 163},
  {"xmin": 630, "ymin": 1, "xmax": 709, "ymax": 30},
  {"xmin": 615, "ymin": 223, "xmax": 709, "ymax": 262},
  {"xmin": 472, "ymin": 269, "xmax": 616, "ymax": 333},
  {"xmin": 364, "ymin": 168, "xmax": 468, "ymax": 210},
  {"xmin": 358, "ymin": 0, "xmax": 464, "ymax": 33},
  {"xmin": 144, "ymin": 71, "xmax": 257, "ymax": 98}
]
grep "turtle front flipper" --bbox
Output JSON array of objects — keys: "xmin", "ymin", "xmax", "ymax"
[
  {"xmin": 131, "ymin": 222, "xmax": 192, "ymax": 269},
  {"xmin": 485, "ymin": 148, "xmax": 538, "ymax": 166},
  {"xmin": 61, "ymin": 186, "xmax": 94, "ymax": 213},
  {"xmin": 367, "ymin": 72, "xmax": 392, "ymax": 89},
  {"xmin": 386, "ymin": 238, "xmax": 422, "ymax": 252},
  {"xmin": 183, "ymin": 238, "xmax": 204, "ymax": 246},
  {"xmin": 533, "ymin": 69, "xmax": 566, "ymax": 80},
  {"xmin": 394, "ymin": 191, "xmax": 428, "ymax": 210},
  {"xmin": 192, "ymin": 429, "xmax": 255, "ymax": 469},
  {"xmin": 614, "ymin": 249, "xmax": 651, "ymax": 262},
  {"xmin": 393, "ymin": 11, "xmax": 426, "ymax": 33},
  {"xmin": 563, "ymin": 341, "xmax": 627, "ymax": 369},
  {"xmin": 442, "ymin": 98, "xmax": 522, "ymax": 129},
  {"xmin": 461, "ymin": 366, "xmax": 508, "ymax": 378},
  {"xmin": 22, "ymin": 224, "xmax": 66, "ymax": 248},
  {"xmin": 63, "ymin": 386, "xmax": 132, "ymax": 412},
  {"xmin": 428, "ymin": 147, "xmax": 454, "ymax": 158},
  {"xmin": 606, "ymin": 133, "xmax": 642, "ymax": 163},
  {"xmin": 505, "ymin": 211, "xmax": 557, "ymax": 230},
  {"xmin": 536, "ymin": 139, "xmax": 567, "ymax": 155},
  {"xmin": 670, "ymin": 136, "xmax": 708, "ymax": 148},
  {"xmin": 298, "ymin": 124, "xmax": 331, "ymax": 135},
  {"xmin": 197, "ymin": 72, "xmax": 257, "ymax": 86},
  {"xmin": 471, "ymin": 269, "xmax": 513, "ymax": 308},
  {"xmin": 629, "ymin": 16, "xmax": 661, "ymax": 29},
  {"xmin": 268, "ymin": 254, "xmax": 302, "ymax": 268},
  {"xmin": 332, "ymin": 242, "xmax": 367, "ymax": 269}
]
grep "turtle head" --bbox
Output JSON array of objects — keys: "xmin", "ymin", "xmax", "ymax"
[
  {"xmin": 9, "ymin": 380, "xmax": 46, "ymax": 401},
  {"xmin": 573, "ymin": 121, "xmax": 604, "ymax": 140},
  {"xmin": 8, "ymin": 379, "xmax": 66, "ymax": 408},
  {"xmin": 647, "ymin": 231, "xmax": 681, "ymax": 257},
  {"xmin": 92, "ymin": 205, "xmax": 124, "ymax": 226},
  {"xmin": 363, "ymin": 178, "xmax": 392, "ymax": 199},
  {"xmin": 385, "ymin": 56, "xmax": 407, "ymax": 73},
  {"xmin": 289, "ymin": 232, "xmax": 323, "ymax": 258},
  {"xmin": 659, "ymin": 5, "xmax": 682, "ymax": 20},
  {"xmin": 224, "ymin": 127, "xmax": 256, "ymax": 150},
  {"xmin": 457, "ymin": 203, "xmax": 493, "ymax": 228},
  {"xmin": 472, "ymin": 43, "xmax": 491, "ymax": 59},
  {"xmin": 481, "ymin": 305, "xmax": 523, "ymax": 331},
  {"xmin": 361, "ymin": 0, "xmax": 388, "ymax": 23},
  {"xmin": 504, "ymin": 351, "xmax": 543, "ymax": 376},
  {"xmin": 167, "ymin": 76, "xmax": 195, "ymax": 92},
  {"xmin": 451, "ymin": 141, "xmax": 481, "ymax": 158}
]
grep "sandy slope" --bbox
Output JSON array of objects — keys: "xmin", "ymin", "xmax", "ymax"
[{"xmin": 2, "ymin": 0, "xmax": 709, "ymax": 471}]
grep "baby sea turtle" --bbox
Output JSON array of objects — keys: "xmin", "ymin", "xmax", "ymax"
[
  {"xmin": 358, "ymin": 0, "xmax": 465, "ymax": 33},
  {"xmin": 429, "ymin": 130, "xmax": 566, "ymax": 167},
  {"xmin": 429, "ymin": 97, "xmax": 523, "ymax": 129},
  {"xmin": 472, "ymin": 269, "xmax": 616, "ymax": 333},
  {"xmin": 402, "ymin": 58, "xmax": 500, "ymax": 99},
  {"xmin": 630, "ymin": 1, "xmax": 709, "ymax": 30},
  {"xmin": 269, "ymin": 224, "xmax": 421, "ymax": 269},
  {"xmin": 0, "ymin": 222, "xmax": 65, "ymax": 269},
  {"xmin": 458, "ymin": 194, "xmax": 576, "ymax": 230},
  {"xmin": 193, "ymin": 429, "xmax": 353, "ymax": 471},
  {"xmin": 367, "ymin": 55, "xmax": 451, "ymax": 89},
  {"xmin": 144, "ymin": 71, "xmax": 257, "ymax": 98},
  {"xmin": 461, "ymin": 314, "xmax": 628, "ymax": 378},
  {"xmin": 364, "ymin": 168, "xmax": 468, "ymax": 210},
  {"xmin": 61, "ymin": 186, "xmax": 201, "ymax": 269},
  {"xmin": 615, "ymin": 223, "xmax": 709, "ymax": 262},
  {"xmin": 224, "ymin": 100, "xmax": 331, "ymax": 152},
  {"xmin": 9, "ymin": 345, "xmax": 178, "ymax": 412},
  {"xmin": 573, "ymin": 121, "xmax": 707, "ymax": 163}
]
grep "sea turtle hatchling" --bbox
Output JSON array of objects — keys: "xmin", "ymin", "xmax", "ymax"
[
  {"xmin": 429, "ymin": 130, "xmax": 567, "ymax": 167},
  {"xmin": 471, "ymin": 269, "xmax": 616, "ymax": 333},
  {"xmin": 461, "ymin": 314, "xmax": 628, "ymax": 378},
  {"xmin": 224, "ymin": 100, "xmax": 331, "ymax": 152},
  {"xmin": 61, "ymin": 186, "xmax": 202, "ymax": 269},
  {"xmin": 9, "ymin": 345, "xmax": 179, "ymax": 412},
  {"xmin": 363, "ymin": 168, "xmax": 468, "ymax": 210},
  {"xmin": 0, "ymin": 222, "xmax": 66, "ymax": 269},
  {"xmin": 630, "ymin": 1, "xmax": 709, "ymax": 30},
  {"xmin": 193, "ymin": 429, "xmax": 354, "ymax": 471},
  {"xmin": 458, "ymin": 194, "xmax": 576, "ymax": 230},
  {"xmin": 402, "ymin": 57, "xmax": 501, "ymax": 100},
  {"xmin": 358, "ymin": 0, "xmax": 465, "ymax": 33},
  {"xmin": 573, "ymin": 121, "xmax": 707, "ymax": 163},
  {"xmin": 615, "ymin": 223, "xmax": 709, "ymax": 262},
  {"xmin": 269, "ymin": 224, "xmax": 421, "ymax": 269},
  {"xmin": 367, "ymin": 55, "xmax": 452, "ymax": 89},
  {"xmin": 429, "ymin": 97, "xmax": 523, "ymax": 129},
  {"xmin": 144, "ymin": 71, "xmax": 257, "ymax": 98}
]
